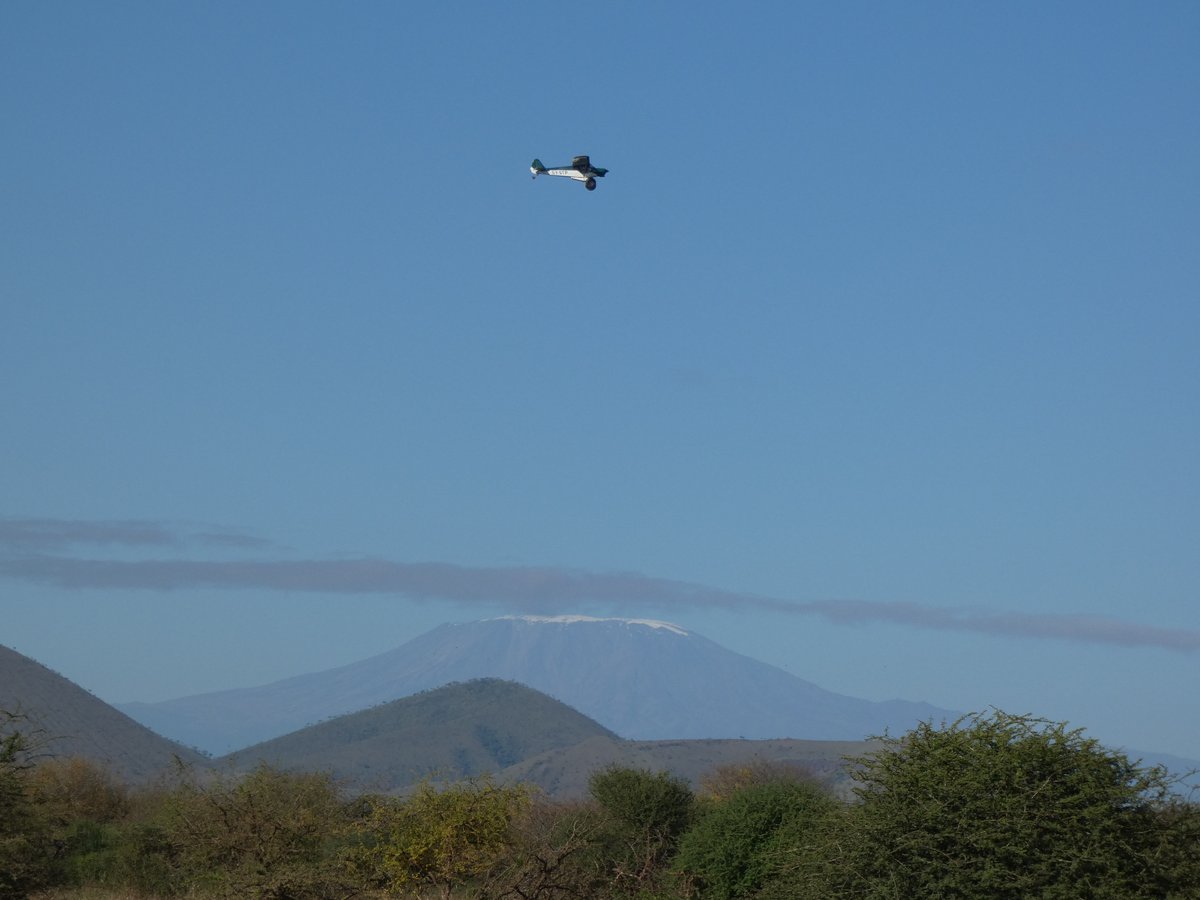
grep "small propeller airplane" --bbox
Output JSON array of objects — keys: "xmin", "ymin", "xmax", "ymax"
[{"xmin": 530, "ymin": 155, "xmax": 609, "ymax": 191}]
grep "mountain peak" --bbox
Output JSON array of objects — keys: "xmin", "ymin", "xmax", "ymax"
[
  {"xmin": 489, "ymin": 614, "xmax": 690, "ymax": 636},
  {"xmin": 120, "ymin": 616, "xmax": 954, "ymax": 754}
]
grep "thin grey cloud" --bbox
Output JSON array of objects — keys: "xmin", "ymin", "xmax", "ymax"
[
  {"xmin": 0, "ymin": 555, "xmax": 776, "ymax": 610},
  {"xmin": 0, "ymin": 518, "xmax": 271, "ymax": 552},
  {"xmin": 800, "ymin": 599, "xmax": 1200, "ymax": 653},
  {"xmin": 0, "ymin": 518, "xmax": 179, "ymax": 550},
  {"xmin": 1, "ymin": 552, "xmax": 1196, "ymax": 654}
]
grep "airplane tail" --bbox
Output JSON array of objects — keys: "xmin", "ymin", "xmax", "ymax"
[{"xmin": 530, "ymin": 158, "xmax": 546, "ymax": 178}]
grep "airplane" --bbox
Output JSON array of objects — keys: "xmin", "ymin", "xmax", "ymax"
[{"xmin": 530, "ymin": 155, "xmax": 609, "ymax": 191}]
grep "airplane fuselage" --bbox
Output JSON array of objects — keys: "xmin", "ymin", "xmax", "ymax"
[
  {"xmin": 544, "ymin": 167, "xmax": 594, "ymax": 180},
  {"xmin": 531, "ymin": 156, "xmax": 608, "ymax": 190}
]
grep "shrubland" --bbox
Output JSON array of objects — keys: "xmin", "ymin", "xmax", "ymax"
[{"xmin": 2, "ymin": 708, "xmax": 1196, "ymax": 899}]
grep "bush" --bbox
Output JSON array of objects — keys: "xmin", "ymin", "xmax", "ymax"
[
  {"xmin": 674, "ymin": 779, "xmax": 833, "ymax": 899},
  {"xmin": 761, "ymin": 710, "xmax": 1200, "ymax": 899},
  {"xmin": 351, "ymin": 775, "xmax": 532, "ymax": 899},
  {"xmin": 587, "ymin": 766, "xmax": 695, "ymax": 895},
  {"xmin": 488, "ymin": 796, "xmax": 641, "ymax": 900},
  {"xmin": 159, "ymin": 763, "xmax": 356, "ymax": 899}
]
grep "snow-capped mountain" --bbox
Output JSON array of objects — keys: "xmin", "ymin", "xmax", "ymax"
[{"xmin": 118, "ymin": 615, "xmax": 953, "ymax": 755}]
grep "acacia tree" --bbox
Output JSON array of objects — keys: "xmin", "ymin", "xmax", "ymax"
[
  {"xmin": 477, "ymin": 798, "xmax": 611, "ymax": 900},
  {"xmin": 356, "ymin": 776, "xmax": 532, "ymax": 899},
  {"xmin": 762, "ymin": 710, "xmax": 1199, "ymax": 899},
  {"xmin": 0, "ymin": 711, "xmax": 53, "ymax": 899},
  {"xmin": 674, "ymin": 779, "xmax": 833, "ymax": 900},
  {"xmin": 587, "ymin": 766, "xmax": 694, "ymax": 895},
  {"xmin": 161, "ymin": 763, "xmax": 355, "ymax": 899}
]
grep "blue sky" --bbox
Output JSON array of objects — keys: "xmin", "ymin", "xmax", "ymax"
[{"xmin": 2, "ymin": 2, "xmax": 1197, "ymax": 758}]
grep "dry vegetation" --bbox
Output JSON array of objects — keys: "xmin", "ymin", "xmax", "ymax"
[{"xmin": 6, "ymin": 711, "xmax": 1199, "ymax": 900}]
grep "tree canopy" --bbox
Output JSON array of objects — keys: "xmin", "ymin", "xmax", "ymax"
[
  {"xmin": 763, "ymin": 710, "xmax": 1199, "ymax": 899},
  {"xmin": 354, "ymin": 775, "xmax": 532, "ymax": 899},
  {"xmin": 588, "ymin": 765, "xmax": 695, "ymax": 895},
  {"xmin": 2, "ymin": 708, "xmax": 1197, "ymax": 899},
  {"xmin": 675, "ymin": 778, "xmax": 833, "ymax": 899}
]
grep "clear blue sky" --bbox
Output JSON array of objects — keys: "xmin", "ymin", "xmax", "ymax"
[{"xmin": 2, "ymin": 2, "xmax": 1197, "ymax": 758}]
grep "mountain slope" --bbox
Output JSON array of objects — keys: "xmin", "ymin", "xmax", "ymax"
[
  {"xmin": 120, "ymin": 616, "xmax": 954, "ymax": 754},
  {"xmin": 0, "ymin": 644, "xmax": 207, "ymax": 781},
  {"xmin": 223, "ymin": 678, "xmax": 617, "ymax": 792},
  {"xmin": 221, "ymin": 677, "xmax": 872, "ymax": 799}
]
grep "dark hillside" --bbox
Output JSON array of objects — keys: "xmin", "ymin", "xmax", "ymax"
[
  {"xmin": 222, "ymin": 678, "xmax": 616, "ymax": 792},
  {"xmin": 220, "ymin": 675, "xmax": 874, "ymax": 799},
  {"xmin": 0, "ymin": 644, "xmax": 207, "ymax": 782}
]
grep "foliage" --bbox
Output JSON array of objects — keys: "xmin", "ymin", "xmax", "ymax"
[
  {"xmin": 28, "ymin": 756, "xmax": 130, "ymax": 825},
  {"xmin": 760, "ymin": 710, "xmax": 1200, "ymax": 899},
  {"xmin": 26, "ymin": 756, "xmax": 132, "ymax": 886},
  {"xmin": 103, "ymin": 820, "xmax": 179, "ymax": 897},
  {"xmin": 1146, "ymin": 795, "xmax": 1200, "ymax": 893},
  {"xmin": 9, "ymin": 708, "xmax": 1198, "ymax": 900},
  {"xmin": 696, "ymin": 759, "xmax": 821, "ymax": 803},
  {"xmin": 353, "ymin": 775, "xmax": 532, "ymax": 899},
  {"xmin": 476, "ymin": 797, "xmax": 612, "ymax": 900},
  {"xmin": 587, "ymin": 766, "xmax": 695, "ymax": 896},
  {"xmin": 158, "ymin": 763, "xmax": 355, "ymax": 899},
  {"xmin": 0, "ymin": 711, "xmax": 55, "ymax": 899},
  {"xmin": 673, "ymin": 779, "xmax": 833, "ymax": 899}
]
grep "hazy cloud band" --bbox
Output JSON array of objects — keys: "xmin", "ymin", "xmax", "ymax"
[
  {"xmin": 2, "ymin": 552, "xmax": 1196, "ymax": 654},
  {"xmin": 0, "ymin": 518, "xmax": 271, "ymax": 552}
]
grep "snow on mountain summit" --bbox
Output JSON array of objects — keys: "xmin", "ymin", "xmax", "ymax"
[
  {"xmin": 120, "ymin": 615, "xmax": 954, "ymax": 754},
  {"xmin": 491, "ymin": 614, "xmax": 690, "ymax": 636}
]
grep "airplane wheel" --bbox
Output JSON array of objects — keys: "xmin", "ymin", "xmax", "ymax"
[{"xmin": 585, "ymin": 177, "xmax": 597, "ymax": 191}]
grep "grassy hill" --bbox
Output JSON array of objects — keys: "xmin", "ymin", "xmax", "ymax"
[
  {"xmin": 218, "ymin": 676, "xmax": 873, "ymax": 798},
  {"xmin": 0, "ymin": 644, "xmax": 207, "ymax": 782},
  {"xmin": 220, "ymin": 678, "xmax": 618, "ymax": 792}
]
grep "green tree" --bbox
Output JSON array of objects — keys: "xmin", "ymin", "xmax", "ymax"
[
  {"xmin": 355, "ymin": 775, "xmax": 532, "ymax": 899},
  {"xmin": 0, "ymin": 711, "xmax": 54, "ymax": 899},
  {"xmin": 674, "ymin": 779, "xmax": 833, "ymax": 899},
  {"xmin": 762, "ymin": 710, "xmax": 1199, "ymax": 899},
  {"xmin": 27, "ymin": 756, "xmax": 131, "ymax": 886},
  {"xmin": 587, "ymin": 766, "xmax": 695, "ymax": 895},
  {"xmin": 1146, "ymin": 795, "xmax": 1200, "ymax": 893},
  {"xmin": 161, "ymin": 762, "xmax": 355, "ymax": 899}
]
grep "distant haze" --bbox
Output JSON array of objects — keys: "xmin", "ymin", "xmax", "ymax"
[{"xmin": 118, "ymin": 616, "xmax": 954, "ymax": 755}]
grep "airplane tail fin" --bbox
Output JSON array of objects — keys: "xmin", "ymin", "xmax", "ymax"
[{"xmin": 530, "ymin": 158, "xmax": 546, "ymax": 178}]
